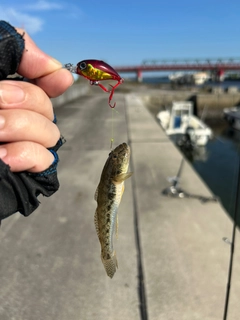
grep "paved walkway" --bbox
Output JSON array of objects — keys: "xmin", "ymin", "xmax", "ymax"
[{"xmin": 0, "ymin": 90, "xmax": 239, "ymax": 320}]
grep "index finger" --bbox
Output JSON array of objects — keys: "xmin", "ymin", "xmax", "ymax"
[{"xmin": 16, "ymin": 28, "xmax": 63, "ymax": 79}]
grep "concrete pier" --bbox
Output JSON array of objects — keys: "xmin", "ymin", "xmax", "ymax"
[
  {"xmin": 139, "ymin": 86, "xmax": 240, "ymax": 118},
  {"xmin": 0, "ymin": 87, "xmax": 239, "ymax": 320}
]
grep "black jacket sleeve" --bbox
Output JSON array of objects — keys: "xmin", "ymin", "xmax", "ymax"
[
  {"xmin": 0, "ymin": 155, "xmax": 60, "ymax": 220},
  {"xmin": 0, "ymin": 20, "xmax": 25, "ymax": 80},
  {"xmin": 0, "ymin": 21, "xmax": 63, "ymax": 220}
]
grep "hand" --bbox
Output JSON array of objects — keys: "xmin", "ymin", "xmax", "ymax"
[{"xmin": 0, "ymin": 29, "xmax": 73, "ymax": 172}]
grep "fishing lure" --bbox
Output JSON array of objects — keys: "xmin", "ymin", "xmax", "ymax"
[{"xmin": 64, "ymin": 59, "xmax": 123, "ymax": 108}]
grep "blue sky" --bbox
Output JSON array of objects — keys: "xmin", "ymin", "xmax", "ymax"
[{"xmin": 1, "ymin": 0, "xmax": 240, "ymax": 67}]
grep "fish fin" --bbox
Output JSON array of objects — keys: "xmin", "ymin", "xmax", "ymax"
[
  {"xmin": 94, "ymin": 186, "xmax": 98, "ymax": 201},
  {"xmin": 115, "ymin": 214, "xmax": 118, "ymax": 239},
  {"xmin": 94, "ymin": 209, "xmax": 100, "ymax": 240},
  {"xmin": 101, "ymin": 251, "xmax": 118, "ymax": 278},
  {"xmin": 114, "ymin": 172, "xmax": 133, "ymax": 183}
]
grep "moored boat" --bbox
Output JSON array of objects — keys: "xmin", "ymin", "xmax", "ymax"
[
  {"xmin": 157, "ymin": 101, "xmax": 213, "ymax": 146},
  {"xmin": 223, "ymin": 106, "xmax": 240, "ymax": 130}
]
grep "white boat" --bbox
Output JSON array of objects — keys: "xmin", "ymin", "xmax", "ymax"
[
  {"xmin": 192, "ymin": 72, "xmax": 210, "ymax": 85},
  {"xmin": 223, "ymin": 106, "xmax": 240, "ymax": 130},
  {"xmin": 157, "ymin": 101, "xmax": 213, "ymax": 146},
  {"xmin": 168, "ymin": 72, "xmax": 209, "ymax": 85},
  {"xmin": 168, "ymin": 72, "xmax": 184, "ymax": 82}
]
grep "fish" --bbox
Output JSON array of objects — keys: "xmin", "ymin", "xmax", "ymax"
[{"xmin": 94, "ymin": 143, "xmax": 133, "ymax": 278}]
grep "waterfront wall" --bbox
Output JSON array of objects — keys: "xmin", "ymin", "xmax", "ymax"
[
  {"xmin": 51, "ymin": 83, "xmax": 89, "ymax": 108},
  {"xmin": 51, "ymin": 81, "xmax": 240, "ymax": 120},
  {"xmin": 194, "ymin": 92, "xmax": 240, "ymax": 117},
  {"xmin": 144, "ymin": 89, "xmax": 240, "ymax": 119}
]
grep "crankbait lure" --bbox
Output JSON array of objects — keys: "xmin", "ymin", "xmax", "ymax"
[{"xmin": 64, "ymin": 59, "xmax": 123, "ymax": 108}]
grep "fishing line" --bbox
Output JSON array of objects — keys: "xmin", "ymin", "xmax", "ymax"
[
  {"xmin": 225, "ymin": 148, "xmax": 239, "ymax": 225},
  {"xmin": 110, "ymin": 107, "xmax": 114, "ymax": 150},
  {"xmin": 222, "ymin": 146, "xmax": 240, "ymax": 320},
  {"xmin": 110, "ymin": 106, "xmax": 119, "ymax": 150}
]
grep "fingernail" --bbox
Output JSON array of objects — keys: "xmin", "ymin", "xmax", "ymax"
[
  {"xmin": 0, "ymin": 115, "xmax": 5, "ymax": 129},
  {"xmin": 0, "ymin": 148, "xmax": 7, "ymax": 159},
  {"xmin": 0, "ymin": 83, "xmax": 25, "ymax": 104},
  {"xmin": 50, "ymin": 57, "xmax": 63, "ymax": 68}
]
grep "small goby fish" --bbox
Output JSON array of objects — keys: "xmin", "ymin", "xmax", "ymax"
[{"xmin": 94, "ymin": 143, "xmax": 133, "ymax": 278}]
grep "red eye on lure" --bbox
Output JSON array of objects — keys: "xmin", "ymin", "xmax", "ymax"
[{"xmin": 64, "ymin": 59, "xmax": 123, "ymax": 108}]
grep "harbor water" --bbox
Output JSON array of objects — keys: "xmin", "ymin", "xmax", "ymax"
[
  {"xmin": 178, "ymin": 124, "xmax": 240, "ymax": 226},
  {"xmin": 142, "ymin": 76, "xmax": 240, "ymax": 226}
]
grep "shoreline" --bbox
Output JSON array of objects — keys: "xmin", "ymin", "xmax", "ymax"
[{"xmin": 119, "ymin": 81, "xmax": 240, "ymax": 121}]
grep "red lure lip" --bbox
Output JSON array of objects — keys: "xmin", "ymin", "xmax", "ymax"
[{"xmin": 64, "ymin": 60, "xmax": 123, "ymax": 108}]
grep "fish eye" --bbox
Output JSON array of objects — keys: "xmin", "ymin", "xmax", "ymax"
[{"xmin": 79, "ymin": 62, "xmax": 87, "ymax": 70}]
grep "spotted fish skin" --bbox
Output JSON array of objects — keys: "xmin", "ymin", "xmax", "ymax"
[{"xmin": 94, "ymin": 143, "xmax": 133, "ymax": 278}]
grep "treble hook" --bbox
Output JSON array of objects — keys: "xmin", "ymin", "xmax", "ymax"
[
  {"xmin": 108, "ymin": 80, "xmax": 123, "ymax": 108},
  {"xmin": 96, "ymin": 82, "xmax": 119, "ymax": 108},
  {"xmin": 108, "ymin": 86, "xmax": 116, "ymax": 108}
]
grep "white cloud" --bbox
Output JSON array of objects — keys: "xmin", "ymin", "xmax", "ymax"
[
  {"xmin": 0, "ymin": 7, "xmax": 44, "ymax": 34},
  {"xmin": 25, "ymin": 0, "xmax": 63, "ymax": 11},
  {"xmin": 0, "ymin": 2, "xmax": 77, "ymax": 35}
]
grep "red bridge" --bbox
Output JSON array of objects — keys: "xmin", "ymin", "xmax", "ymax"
[{"xmin": 114, "ymin": 58, "xmax": 240, "ymax": 82}]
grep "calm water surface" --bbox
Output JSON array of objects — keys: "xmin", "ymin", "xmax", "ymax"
[
  {"xmin": 143, "ymin": 76, "xmax": 240, "ymax": 225},
  {"xmin": 179, "ymin": 123, "xmax": 240, "ymax": 225}
]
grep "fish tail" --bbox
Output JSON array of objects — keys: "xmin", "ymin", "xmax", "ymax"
[{"xmin": 101, "ymin": 251, "xmax": 118, "ymax": 279}]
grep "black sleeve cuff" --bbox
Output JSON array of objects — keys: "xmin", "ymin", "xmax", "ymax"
[
  {"xmin": 0, "ymin": 20, "xmax": 25, "ymax": 80},
  {"xmin": 0, "ymin": 157, "xmax": 60, "ymax": 220},
  {"xmin": 0, "ymin": 135, "xmax": 66, "ymax": 219}
]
